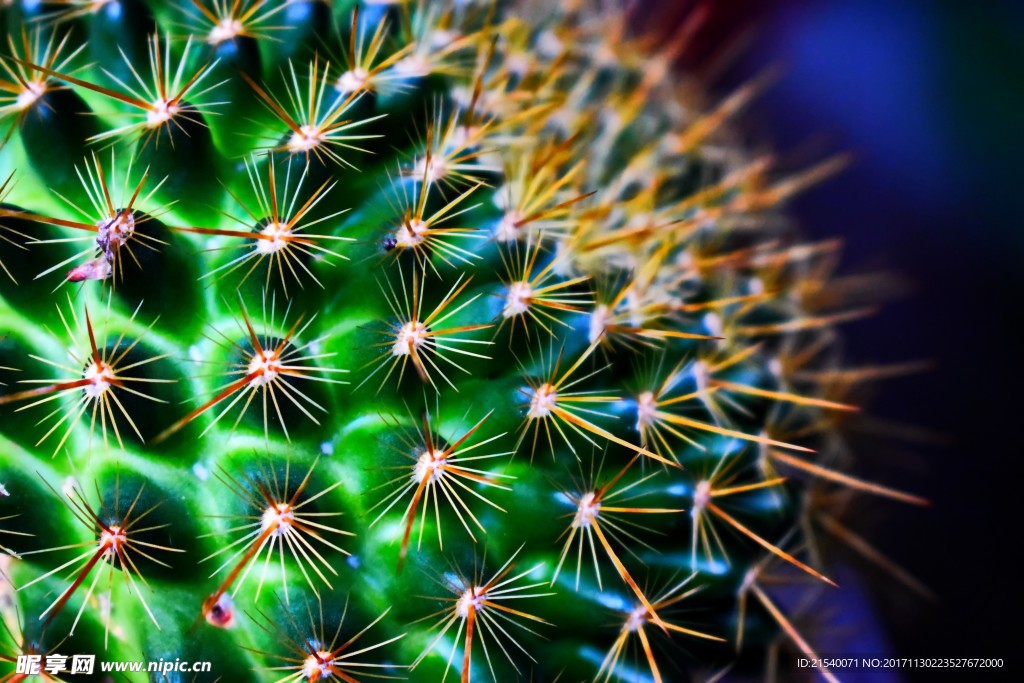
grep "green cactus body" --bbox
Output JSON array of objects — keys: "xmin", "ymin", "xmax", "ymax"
[{"xmin": 0, "ymin": 1, "xmax": 923, "ymax": 682}]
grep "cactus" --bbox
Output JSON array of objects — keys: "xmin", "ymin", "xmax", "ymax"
[{"xmin": 0, "ymin": 1, "xmax": 926, "ymax": 681}]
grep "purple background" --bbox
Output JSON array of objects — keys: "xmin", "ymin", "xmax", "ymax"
[{"xmin": 650, "ymin": 0, "xmax": 1021, "ymax": 679}]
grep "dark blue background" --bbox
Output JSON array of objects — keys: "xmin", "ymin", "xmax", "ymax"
[{"xmin": 657, "ymin": 0, "xmax": 1021, "ymax": 679}]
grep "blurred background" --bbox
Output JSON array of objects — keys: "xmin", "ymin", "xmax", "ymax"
[{"xmin": 661, "ymin": 0, "xmax": 1021, "ymax": 679}]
